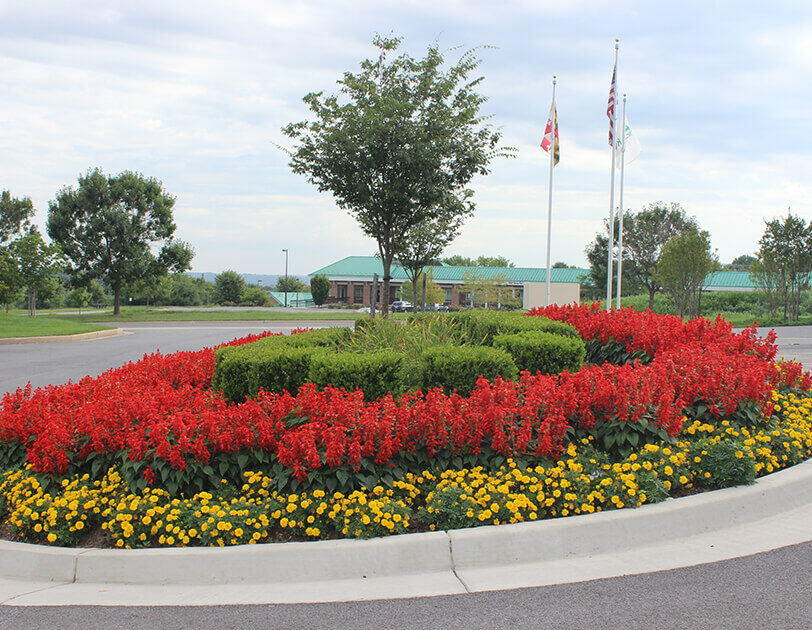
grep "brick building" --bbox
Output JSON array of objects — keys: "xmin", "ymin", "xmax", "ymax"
[{"xmin": 309, "ymin": 256, "xmax": 590, "ymax": 309}]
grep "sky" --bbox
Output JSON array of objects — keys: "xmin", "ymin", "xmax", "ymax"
[{"xmin": 1, "ymin": 1, "xmax": 810, "ymax": 276}]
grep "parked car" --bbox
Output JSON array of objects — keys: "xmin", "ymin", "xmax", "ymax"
[{"xmin": 390, "ymin": 300, "xmax": 413, "ymax": 313}]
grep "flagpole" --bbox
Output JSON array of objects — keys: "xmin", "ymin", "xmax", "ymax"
[
  {"xmin": 545, "ymin": 76, "xmax": 556, "ymax": 307},
  {"xmin": 616, "ymin": 94, "xmax": 627, "ymax": 309},
  {"xmin": 606, "ymin": 39, "xmax": 619, "ymax": 311}
]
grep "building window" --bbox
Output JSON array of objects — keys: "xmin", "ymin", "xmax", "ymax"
[
  {"xmin": 354, "ymin": 284, "xmax": 364, "ymax": 303},
  {"xmin": 337, "ymin": 285, "xmax": 347, "ymax": 300},
  {"xmin": 444, "ymin": 288, "xmax": 452, "ymax": 303}
]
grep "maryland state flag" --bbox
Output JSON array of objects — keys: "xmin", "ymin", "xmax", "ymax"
[{"xmin": 540, "ymin": 101, "xmax": 560, "ymax": 166}]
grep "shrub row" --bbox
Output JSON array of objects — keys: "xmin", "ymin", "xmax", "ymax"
[
  {"xmin": 212, "ymin": 327, "xmax": 351, "ymax": 401},
  {"xmin": 494, "ymin": 331, "xmax": 586, "ymax": 375},
  {"xmin": 214, "ymin": 317, "xmax": 585, "ymax": 402}
]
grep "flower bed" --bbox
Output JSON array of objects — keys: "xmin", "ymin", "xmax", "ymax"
[{"xmin": 0, "ymin": 306, "xmax": 810, "ymax": 548}]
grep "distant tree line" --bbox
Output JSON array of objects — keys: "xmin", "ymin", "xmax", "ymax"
[{"xmin": 585, "ymin": 202, "xmax": 811, "ymax": 321}]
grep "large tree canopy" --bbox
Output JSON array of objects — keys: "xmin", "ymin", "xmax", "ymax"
[
  {"xmin": 587, "ymin": 202, "xmax": 697, "ymax": 309},
  {"xmin": 283, "ymin": 35, "xmax": 510, "ymax": 315},
  {"xmin": 47, "ymin": 168, "xmax": 194, "ymax": 314}
]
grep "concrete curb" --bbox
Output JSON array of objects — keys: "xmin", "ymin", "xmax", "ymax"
[
  {"xmin": 0, "ymin": 328, "xmax": 124, "ymax": 345},
  {"xmin": 1, "ymin": 459, "xmax": 809, "ymax": 590}
]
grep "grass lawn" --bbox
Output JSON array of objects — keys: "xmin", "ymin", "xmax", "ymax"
[
  {"xmin": 59, "ymin": 306, "xmax": 366, "ymax": 323},
  {"xmin": 0, "ymin": 313, "xmax": 113, "ymax": 339}
]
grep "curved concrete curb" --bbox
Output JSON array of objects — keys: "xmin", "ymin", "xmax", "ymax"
[
  {"xmin": 0, "ymin": 460, "xmax": 809, "ymax": 603},
  {"xmin": 0, "ymin": 328, "xmax": 124, "ymax": 345}
]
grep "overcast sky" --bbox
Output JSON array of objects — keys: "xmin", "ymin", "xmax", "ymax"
[{"xmin": 2, "ymin": 1, "xmax": 810, "ymax": 275}]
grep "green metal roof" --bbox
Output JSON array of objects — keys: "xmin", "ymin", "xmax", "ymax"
[
  {"xmin": 310, "ymin": 256, "xmax": 590, "ymax": 284},
  {"xmin": 702, "ymin": 270, "xmax": 812, "ymax": 289},
  {"xmin": 267, "ymin": 292, "xmax": 313, "ymax": 306},
  {"xmin": 702, "ymin": 271, "xmax": 755, "ymax": 289}
]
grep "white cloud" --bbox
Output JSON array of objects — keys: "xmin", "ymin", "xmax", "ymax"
[{"xmin": 0, "ymin": 1, "xmax": 810, "ymax": 275}]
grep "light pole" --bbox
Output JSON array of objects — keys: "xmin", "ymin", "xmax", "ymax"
[{"xmin": 282, "ymin": 249, "xmax": 289, "ymax": 308}]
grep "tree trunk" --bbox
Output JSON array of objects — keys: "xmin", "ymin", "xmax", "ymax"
[
  {"xmin": 114, "ymin": 280, "xmax": 121, "ymax": 316},
  {"xmin": 421, "ymin": 272, "xmax": 427, "ymax": 311},
  {"xmin": 381, "ymin": 257, "xmax": 392, "ymax": 318},
  {"xmin": 648, "ymin": 286, "xmax": 656, "ymax": 311}
]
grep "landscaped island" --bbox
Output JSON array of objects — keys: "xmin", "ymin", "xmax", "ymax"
[{"xmin": 0, "ymin": 305, "xmax": 809, "ymax": 548}]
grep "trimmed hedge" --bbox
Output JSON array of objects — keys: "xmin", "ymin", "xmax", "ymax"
[
  {"xmin": 282, "ymin": 326, "xmax": 352, "ymax": 348},
  {"xmin": 443, "ymin": 310, "xmax": 581, "ymax": 344},
  {"xmin": 421, "ymin": 346, "xmax": 518, "ymax": 396},
  {"xmin": 213, "ymin": 314, "xmax": 583, "ymax": 402},
  {"xmin": 309, "ymin": 351, "xmax": 404, "ymax": 400},
  {"xmin": 493, "ymin": 331, "xmax": 586, "ymax": 375},
  {"xmin": 213, "ymin": 327, "xmax": 353, "ymax": 402},
  {"xmin": 213, "ymin": 345, "xmax": 327, "ymax": 403}
]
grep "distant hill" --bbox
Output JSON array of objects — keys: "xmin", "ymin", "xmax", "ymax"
[{"xmin": 186, "ymin": 272, "xmax": 311, "ymax": 287}]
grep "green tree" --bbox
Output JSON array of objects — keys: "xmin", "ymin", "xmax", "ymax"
[
  {"xmin": 442, "ymin": 255, "xmax": 475, "ymax": 266},
  {"xmin": 459, "ymin": 269, "xmax": 519, "ymax": 309},
  {"xmin": 727, "ymin": 254, "xmax": 757, "ymax": 271},
  {"xmin": 442, "ymin": 254, "xmax": 514, "ymax": 267},
  {"xmin": 10, "ymin": 228, "xmax": 64, "ymax": 316},
  {"xmin": 592, "ymin": 202, "xmax": 698, "ymax": 310},
  {"xmin": 168, "ymin": 273, "xmax": 208, "ymax": 306},
  {"xmin": 47, "ymin": 168, "xmax": 194, "ymax": 315},
  {"xmin": 0, "ymin": 247, "xmax": 23, "ymax": 311},
  {"xmin": 475, "ymin": 255, "xmax": 514, "ymax": 267},
  {"xmin": 310, "ymin": 274, "xmax": 331, "ymax": 306},
  {"xmin": 241, "ymin": 286, "xmax": 269, "ymax": 306},
  {"xmin": 399, "ymin": 269, "xmax": 444, "ymax": 305},
  {"xmin": 655, "ymin": 229, "xmax": 720, "ymax": 318},
  {"xmin": 0, "ymin": 190, "xmax": 36, "ymax": 312},
  {"xmin": 214, "ymin": 270, "xmax": 245, "ymax": 304},
  {"xmin": 0, "ymin": 191, "xmax": 35, "ymax": 245},
  {"xmin": 283, "ymin": 35, "xmax": 509, "ymax": 316},
  {"xmin": 585, "ymin": 214, "xmax": 641, "ymax": 300},
  {"xmin": 396, "ymin": 192, "xmax": 472, "ymax": 310},
  {"xmin": 275, "ymin": 276, "xmax": 308, "ymax": 293},
  {"xmin": 84, "ymin": 280, "xmax": 108, "ymax": 306},
  {"xmin": 753, "ymin": 212, "xmax": 812, "ymax": 323},
  {"xmin": 67, "ymin": 287, "xmax": 92, "ymax": 314}
]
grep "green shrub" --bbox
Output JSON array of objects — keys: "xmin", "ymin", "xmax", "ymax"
[
  {"xmin": 420, "ymin": 346, "xmax": 518, "ymax": 396},
  {"xmin": 282, "ymin": 326, "xmax": 352, "ymax": 348},
  {"xmin": 689, "ymin": 439, "xmax": 757, "ymax": 488},
  {"xmin": 241, "ymin": 286, "xmax": 269, "ymax": 307},
  {"xmin": 308, "ymin": 351, "xmax": 404, "ymax": 400},
  {"xmin": 493, "ymin": 331, "xmax": 585, "ymax": 375},
  {"xmin": 213, "ymin": 344, "xmax": 327, "ymax": 402},
  {"xmin": 448, "ymin": 310, "xmax": 580, "ymax": 344}
]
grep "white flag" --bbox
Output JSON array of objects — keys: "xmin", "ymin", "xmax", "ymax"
[{"xmin": 615, "ymin": 119, "xmax": 641, "ymax": 166}]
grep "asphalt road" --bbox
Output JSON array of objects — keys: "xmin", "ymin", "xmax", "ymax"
[
  {"xmin": 0, "ymin": 543, "xmax": 809, "ymax": 629},
  {"xmin": 0, "ymin": 322, "xmax": 351, "ymax": 396},
  {"xmin": 0, "ymin": 322, "xmax": 810, "ymax": 628}
]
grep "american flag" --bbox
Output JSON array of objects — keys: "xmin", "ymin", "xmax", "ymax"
[{"xmin": 607, "ymin": 62, "xmax": 617, "ymax": 146}]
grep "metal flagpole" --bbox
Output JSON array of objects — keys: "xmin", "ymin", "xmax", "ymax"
[
  {"xmin": 606, "ymin": 40, "xmax": 619, "ymax": 311},
  {"xmin": 616, "ymin": 94, "xmax": 627, "ymax": 309},
  {"xmin": 545, "ymin": 76, "xmax": 556, "ymax": 307}
]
